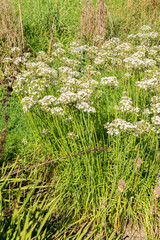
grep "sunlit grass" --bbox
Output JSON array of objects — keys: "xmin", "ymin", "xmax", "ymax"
[{"xmin": 1, "ymin": 1, "xmax": 160, "ymax": 239}]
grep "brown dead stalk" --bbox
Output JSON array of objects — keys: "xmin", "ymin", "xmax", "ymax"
[
  {"xmin": 78, "ymin": 0, "xmax": 113, "ymax": 45},
  {"xmin": 78, "ymin": 0, "xmax": 96, "ymax": 43},
  {"xmin": 0, "ymin": 0, "xmax": 22, "ymax": 50},
  {"xmin": 95, "ymin": 0, "xmax": 113, "ymax": 42}
]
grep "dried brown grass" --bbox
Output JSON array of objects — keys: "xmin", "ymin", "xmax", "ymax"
[
  {"xmin": 127, "ymin": 0, "xmax": 160, "ymax": 15},
  {"xmin": 78, "ymin": 0, "xmax": 96, "ymax": 43},
  {"xmin": 78, "ymin": 0, "xmax": 113, "ymax": 45},
  {"xmin": 125, "ymin": 0, "xmax": 160, "ymax": 30},
  {"xmin": 95, "ymin": 0, "xmax": 113, "ymax": 41},
  {"xmin": 0, "ymin": 0, "xmax": 22, "ymax": 53},
  {"xmin": 140, "ymin": 0, "xmax": 160, "ymax": 21}
]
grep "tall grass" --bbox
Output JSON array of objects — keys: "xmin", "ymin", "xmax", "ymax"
[
  {"xmin": 1, "ymin": 0, "xmax": 160, "ymax": 239},
  {"xmin": 2, "ymin": 0, "xmax": 159, "ymax": 52},
  {"xmin": 0, "ymin": 0, "xmax": 22, "ymax": 51}
]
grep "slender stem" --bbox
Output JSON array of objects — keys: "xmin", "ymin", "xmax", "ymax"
[
  {"xmin": 131, "ymin": 169, "xmax": 139, "ymax": 194},
  {"xmin": 18, "ymin": 0, "xmax": 24, "ymax": 48},
  {"xmin": 114, "ymin": 192, "xmax": 122, "ymax": 232},
  {"xmin": 48, "ymin": 14, "xmax": 57, "ymax": 54}
]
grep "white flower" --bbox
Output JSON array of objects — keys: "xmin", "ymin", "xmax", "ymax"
[
  {"xmin": 2, "ymin": 57, "xmax": 13, "ymax": 63},
  {"xmin": 101, "ymin": 76, "xmax": 119, "ymax": 87},
  {"xmin": 134, "ymin": 120, "xmax": 151, "ymax": 136},
  {"xmin": 67, "ymin": 132, "xmax": 78, "ymax": 139},
  {"xmin": 39, "ymin": 95, "xmax": 57, "ymax": 106},
  {"xmin": 115, "ymin": 96, "xmax": 139, "ymax": 114},
  {"xmin": 11, "ymin": 47, "xmax": 20, "ymax": 52},
  {"xmin": 70, "ymin": 42, "xmax": 79, "ymax": 47},
  {"xmin": 142, "ymin": 108, "xmax": 151, "ymax": 115},
  {"xmin": 21, "ymin": 97, "xmax": 36, "ymax": 112},
  {"xmin": 104, "ymin": 119, "xmax": 135, "ymax": 135},
  {"xmin": 110, "ymin": 37, "xmax": 120, "ymax": 44},
  {"xmin": 152, "ymin": 116, "xmax": 160, "ymax": 125},
  {"xmin": 94, "ymin": 57, "xmax": 105, "ymax": 65},
  {"xmin": 115, "ymin": 42, "xmax": 132, "ymax": 52},
  {"xmin": 42, "ymin": 129, "xmax": 51, "ymax": 135},
  {"xmin": 22, "ymin": 138, "xmax": 27, "ymax": 145},
  {"xmin": 52, "ymin": 48, "xmax": 66, "ymax": 57},
  {"xmin": 50, "ymin": 107, "xmax": 64, "ymax": 116},
  {"xmin": 136, "ymin": 77, "xmax": 159, "ymax": 91},
  {"xmin": 93, "ymin": 35, "xmax": 104, "ymax": 42},
  {"xmin": 140, "ymin": 25, "xmax": 152, "ymax": 31},
  {"xmin": 53, "ymin": 42, "xmax": 64, "ymax": 48},
  {"xmin": 76, "ymin": 102, "xmax": 96, "ymax": 113},
  {"xmin": 14, "ymin": 57, "xmax": 26, "ymax": 65},
  {"xmin": 57, "ymin": 91, "xmax": 77, "ymax": 104},
  {"xmin": 124, "ymin": 73, "xmax": 132, "ymax": 78}
]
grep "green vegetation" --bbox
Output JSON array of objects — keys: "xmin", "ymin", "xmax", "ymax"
[{"xmin": 0, "ymin": 0, "xmax": 160, "ymax": 239}]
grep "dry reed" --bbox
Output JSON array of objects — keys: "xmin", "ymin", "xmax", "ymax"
[
  {"xmin": 78, "ymin": 0, "xmax": 113, "ymax": 45},
  {"xmin": 0, "ymin": 0, "xmax": 22, "ymax": 52},
  {"xmin": 78, "ymin": 0, "xmax": 96, "ymax": 43},
  {"xmin": 95, "ymin": 0, "xmax": 113, "ymax": 42}
]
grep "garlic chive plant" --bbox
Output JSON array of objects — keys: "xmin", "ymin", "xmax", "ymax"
[{"xmin": 2, "ymin": 26, "xmax": 160, "ymax": 239}]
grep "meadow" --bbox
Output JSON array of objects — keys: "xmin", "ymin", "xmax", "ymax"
[{"xmin": 0, "ymin": 0, "xmax": 160, "ymax": 239}]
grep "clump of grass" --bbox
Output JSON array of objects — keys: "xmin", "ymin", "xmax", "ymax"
[
  {"xmin": 0, "ymin": 160, "xmax": 61, "ymax": 240},
  {"xmin": 1, "ymin": 1, "xmax": 160, "ymax": 239},
  {"xmin": 0, "ymin": 0, "xmax": 22, "ymax": 52},
  {"xmin": 3, "ymin": 0, "xmax": 159, "ymax": 52},
  {"xmin": 109, "ymin": 0, "xmax": 160, "ymax": 39},
  {"xmin": 1, "ymin": 26, "xmax": 158, "ymax": 238},
  {"xmin": 78, "ymin": 0, "xmax": 96, "ymax": 43},
  {"xmin": 94, "ymin": 0, "xmax": 113, "ymax": 41},
  {"xmin": 78, "ymin": 0, "xmax": 113, "ymax": 45}
]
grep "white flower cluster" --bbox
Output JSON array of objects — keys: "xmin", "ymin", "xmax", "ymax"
[
  {"xmin": 124, "ymin": 73, "xmax": 132, "ymax": 78},
  {"xmin": 39, "ymin": 95, "xmax": 57, "ymax": 106},
  {"xmin": 22, "ymin": 138, "xmax": 28, "ymax": 145},
  {"xmin": 36, "ymin": 51, "xmax": 53, "ymax": 63},
  {"xmin": 136, "ymin": 71, "xmax": 160, "ymax": 92},
  {"xmin": 115, "ymin": 95, "xmax": 139, "ymax": 114},
  {"xmin": 53, "ymin": 42, "xmax": 64, "ymax": 48},
  {"xmin": 13, "ymin": 46, "xmax": 102, "ymax": 115},
  {"xmin": 151, "ymin": 96, "xmax": 160, "ymax": 114},
  {"xmin": 152, "ymin": 116, "xmax": 160, "ymax": 125},
  {"xmin": 101, "ymin": 76, "xmax": 119, "ymax": 87},
  {"xmin": 152, "ymin": 116, "xmax": 160, "ymax": 134},
  {"xmin": 11, "ymin": 47, "xmax": 20, "ymax": 53},
  {"xmin": 50, "ymin": 107, "xmax": 65, "ymax": 116},
  {"xmin": 127, "ymin": 27, "xmax": 159, "ymax": 46},
  {"xmin": 123, "ymin": 56, "xmax": 156, "ymax": 71},
  {"xmin": 104, "ymin": 119, "xmax": 151, "ymax": 137},
  {"xmin": 91, "ymin": 28, "xmax": 159, "ymax": 71},
  {"xmin": 134, "ymin": 120, "xmax": 151, "ymax": 136},
  {"xmin": 21, "ymin": 97, "xmax": 36, "ymax": 112},
  {"xmin": 115, "ymin": 42, "xmax": 132, "ymax": 58},
  {"xmin": 42, "ymin": 129, "xmax": 51, "ymax": 135},
  {"xmin": 61, "ymin": 57, "xmax": 80, "ymax": 68},
  {"xmin": 140, "ymin": 25, "xmax": 152, "ymax": 31},
  {"xmin": 104, "ymin": 119, "xmax": 135, "ymax": 135},
  {"xmin": 10, "ymin": 27, "xmax": 160, "ymax": 140},
  {"xmin": 93, "ymin": 35, "xmax": 104, "ymax": 42},
  {"xmin": 58, "ymin": 66, "xmax": 80, "ymax": 78},
  {"xmin": 136, "ymin": 77, "xmax": 159, "ymax": 91},
  {"xmin": 76, "ymin": 101, "xmax": 96, "ymax": 113},
  {"xmin": 84, "ymin": 65, "xmax": 101, "ymax": 77},
  {"xmin": 67, "ymin": 132, "xmax": 78, "ymax": 139},
  {"xmin": 2, "ymin": 57, "xmax": 13, "ymax": 64},
  {"xmin": 52, "ymin": 47, "xmax": 66, "ymax": 57},
  {"xmin": 14, "ymin": 57, "xmax": 27, "ymax": 65}
]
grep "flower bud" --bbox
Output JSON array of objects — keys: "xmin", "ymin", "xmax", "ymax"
[{"xmin": 118, "ymin": 179, "xmax": 126, "ymax": 193}]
